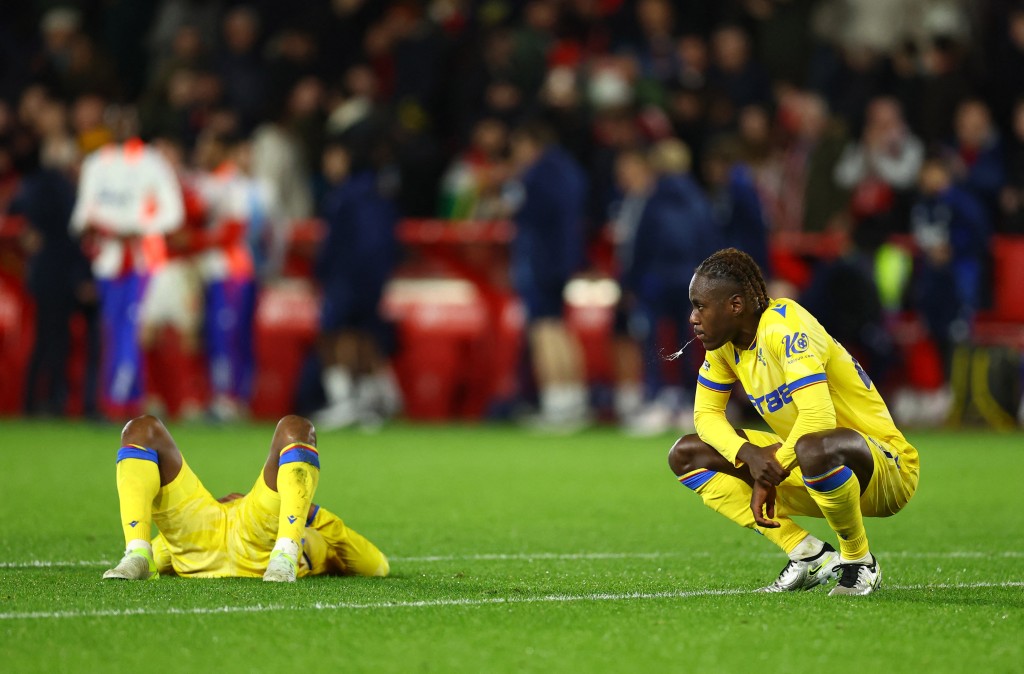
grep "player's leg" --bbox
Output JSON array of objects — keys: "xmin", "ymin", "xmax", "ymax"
[
  {"xmin": 260, "ymin": 415, "xmax": 321, "ymax": 581},
  {"xmin": 792, "ymin": 428, "xmax": 880, "ymax": 595},
  {"xmin": 669, "ymin": 432, "xmax": 838, "ymax": 591},
  {"xmin": 304, "ymin": 505, "xmax": 390, "ymax": 578},
  {"xmin": 104, "ymin": 415, "xmax": 184, "ymax": 580}
]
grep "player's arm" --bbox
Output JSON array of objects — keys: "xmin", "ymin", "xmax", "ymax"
[
  {"xmin": 694, "ymin": 382, "xmax": 789, "ymax": 483},
  {"xmin": 693, "ymin": 381, "xmax": 745, "ymax": 460},
  {"xmin": 147, "ymin": 153, "xmax": 185, "ymax": 234},
  {"xmin": 771, "ymin": 329, "xmax": 837, "ymax": 471}
]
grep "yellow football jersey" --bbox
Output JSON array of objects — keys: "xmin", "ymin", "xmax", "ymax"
[
  {"xmin": 148, "ymin": 460, "xmax": 389, "ymax": 578},
  {"xmin": 694, "ymin": 298, "xmax": 915, "ymax": 469}
]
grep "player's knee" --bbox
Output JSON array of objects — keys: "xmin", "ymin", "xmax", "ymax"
[
  {"xmin": 274, "ymin": 415, "xmax": 317, "ymax": 449},
  {"xmin": 121, "ymin": 415, "xmax": 169, "ymax": 449},
  {"xmin": 668, "ymin": 435, "xmax": 703, "ymax": 476},
  {"xmin": 794, "ymin": 433, "xmax": 830, "ymax": 471}
]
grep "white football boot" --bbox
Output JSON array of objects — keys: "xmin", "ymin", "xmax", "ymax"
[
  {"xmin": 759, "ymin": 542, "xmax": 840, "ymax": 592},
  {"xmin": 828, "ymin": 555, "xmax": 882, "ymax": 596},
  {"xmin": 103, "ymin": 548, "xmax": 159, "ymax": 581},
  {"xmin": 263, "ymin": 548, "xmax": 299, "ymax": 583}
]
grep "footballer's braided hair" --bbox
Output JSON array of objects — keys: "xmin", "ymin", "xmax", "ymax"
[{"xmin": 695, "ymin": 248, "xmax": 771, "ymax": 314}]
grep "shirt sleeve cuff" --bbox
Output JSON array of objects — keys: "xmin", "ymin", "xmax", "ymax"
[{"xmin": 719, "ymin": 434, "xmax": 748, "ymax": 466}]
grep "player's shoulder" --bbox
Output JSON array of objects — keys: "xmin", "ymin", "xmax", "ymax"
[
  {"xmin": 759, "ymin": 298, "xmax": 824, "ymax": 350},
  {"xmin": 759, "ymin": 298, "xmax": 812, "ymax": 329}
]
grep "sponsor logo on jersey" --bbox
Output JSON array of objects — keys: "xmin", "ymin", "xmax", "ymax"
[
  {"xmin": 783, "ymin": 332, "xmax": 809, "ymax": 358},
  {"xmin": 748, "ymin": 382, "xmax": 794, "ymax": 415}
]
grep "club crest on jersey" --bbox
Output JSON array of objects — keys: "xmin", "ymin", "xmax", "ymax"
[
  {"xmin": 702, "ymin": 360, "xmax": 711, "ymax": 372},
  {"xmin": 783, "ymin": 332, "xmax": 809, "ymax": 358}
]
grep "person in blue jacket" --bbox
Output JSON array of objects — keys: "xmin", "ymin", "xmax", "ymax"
[
  {"xmin": 506, "ymin": 121, "xmax": 589, "ymax": 430},
  {"xmin": 911, "ymin": 156, "xmax": 991, "ymax": 374},
  {"xmin": 615, "ymin": 141, "xmax": 721, "ymax": 434},
  {"xmin": 313, "ymin": 139, "xmax": 400, "ymax": 429},
  {"xmin": 703, "ymin": 137, "xmax": 771, "ymax": 277}
]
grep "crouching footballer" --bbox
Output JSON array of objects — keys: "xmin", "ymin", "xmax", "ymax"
[
  {"xmin": 103, "ymin": 414, "xmax": 389, "ymax": 582},
  {"xmin": 670, "ymin": 248, "xmax": 920, "ymax": 596}
]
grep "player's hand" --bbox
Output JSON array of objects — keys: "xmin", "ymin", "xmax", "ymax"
[
  {"xmin": 217, "ymin": 492, "xmax": 244, "ymax": 503},
  {"xmin": 736, "ymin": 442, "xmax": 790, "ymax": 486},
  {"xmin": 750, "ymin": 480, "xmax": 780, "ymax": 528}
]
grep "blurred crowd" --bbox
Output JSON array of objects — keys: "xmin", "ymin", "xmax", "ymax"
[{"xmin": 2, "ymin": 0, "xmax": 1023, "ymax": 430}]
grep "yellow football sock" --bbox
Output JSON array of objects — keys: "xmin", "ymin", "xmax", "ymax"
[
  {"xmin": 276, "ymin": 442, "xmax": 321, "ymax": 545},
  {"xmin": 115, "ymin": 445, "xmax": 160, "ymax": 547},
  {"xmin": 679, "ymin": 469, "xmax": 809, "ymax": 554},
  {"xmin": 803, "ymin": 466, "xmax": 869, "ymax": 560}
]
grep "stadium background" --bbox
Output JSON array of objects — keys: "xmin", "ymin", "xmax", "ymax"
[
  {"xmin": 1, "ymin": 3, "xmax": 1023, "ymax": 672},
  {"xmin": 0, "ymin": 0, "xmax": 1021, "ymax": 429}
]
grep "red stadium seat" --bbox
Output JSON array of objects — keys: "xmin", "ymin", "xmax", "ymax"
[
  {"xmin": 0, "ymin": 277, "xmax": 34, "ymax": 414},
  {"xmin": 250, "ymin": 280, "xmax": 320, "ymax": 419},
  {"xmin": 383, "ymin": 278, "xmax": 491, "ymax": 420},
  {"xmin": 990, "ymin": 235, "xmax": 1024, "ymax": 323}
]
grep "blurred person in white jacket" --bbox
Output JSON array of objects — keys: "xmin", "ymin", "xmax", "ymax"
[{"xmin": 70, "ymin": 137, "xmax": 184, "ymax": 418}]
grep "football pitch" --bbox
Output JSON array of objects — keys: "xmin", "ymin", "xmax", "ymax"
[{"xmin": 1, "ymin": 420, "xmax": 1022, "ymax": 673}]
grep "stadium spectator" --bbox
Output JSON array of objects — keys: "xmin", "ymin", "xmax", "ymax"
[
  {"xmin": 706, "ymin": 25, "xmax": 772, "ymax": 115},
  {"xmin": 71, "ymin": 94, "xmax": 115, "ymax": 156},
  {"xmin": 215, "ymin": 6, "xmax": 267, "ymax": 133},
  {"xmin": 33, "ymin": 7, "xmax": 84, "ymax": 100},
  {"xmin": 506, "ymin": 120, "xmax": 589, "ymax": 430},
  {"xmin": 12, "ymin": 129, "xmax": 89, "ymax": 416},
  {"xmin": 703, "ymin": 137, "xmax": 771, "ymax": 277},
  {"xmin": 194, "ymin": 130, "xmax": 263, "ymax": 421},
  {"xmin": 670, "ymin": 248, "xmax": 919, "ymax": 595},
  {"xmin": 794, "ymin": 92, "xmax": 850, "ymax": 233},
  {"xmin": 946, "ymin": 98, "xmax": 1005, "ymax": 220},
  {"xmin": 834, "ymin": 96, "xmax": 923, "ymax": 234},
  {"xmin": 917, "ymin": 35, "xmax": 973, "ymax": 145},
  {"xmin": 799, "ymin": 225, "xmax": 894, "ymax": 392},
  {"xmin": 249, "ymin": 91, "xmax": 315, "ymax": 276},
  {"xmin": 910, "ymin": 156, "xmax": 991, "ymax": 377},
  {"xmin": 70, "ymin": 137, "xmax": 184, "ymax": 419},
  {"xmin": 627, "ymin": 0, "xmax": 680, "ymax": 85},
  {"xmin": 102, "ymin": 414, "xmax": 389, "ymax": 582},
  {"xmin": 313, "ymin": 139, "xmax": 400, "ymax": 430},
  {"xmin": 614, "ymin": 141, "xmax": 719, "ymax": 435},
  {"xmin": 138, "ymin": 136, "xmax": 207, "ymax": 420},
  {"xmin": 438, "ymin": 117, "xmax": 509, "ymax": 220},
  {"xmin": 1000, "ymin": 97, "xmax": 1024, "ymax": 234},
  {"xmin": 761, "ymin": 90, "xmax": 850, "ymax": 235}
]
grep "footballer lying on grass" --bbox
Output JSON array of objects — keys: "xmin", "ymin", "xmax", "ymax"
[
  {"xmin": 103, "ymin": 414, "xmax": 389, "ymax": 582},
  {"xmin": 668, "ymin": 248, "xmax": 920, "ymax": 596}
]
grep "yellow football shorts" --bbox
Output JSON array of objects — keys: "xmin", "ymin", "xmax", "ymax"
[
  {"xmin": 742, "ymin": 428, "xmax": 920, "ymax": 519},
  {"xmin": 149, "ymin": 459, "xmax": 388, "ymax": 578}
]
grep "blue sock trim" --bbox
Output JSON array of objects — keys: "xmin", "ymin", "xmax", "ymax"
[
  {"xmin": 678, "ymin": 469, "xmax": 717, "ymax": 491},
  {"xmin": 803, "ymin": 466, "xmax": 854, "ymax": 492},
  {"xmin": 279, "ymin": 446, "xmax": 320, "ymax": 469},
  {"xmin": 305, "ymin": 504, "xmax": 320, "ymax": 527},
  {"xmin": 116, "ymin": 445, "xmax": 159, "ymax": 464}
]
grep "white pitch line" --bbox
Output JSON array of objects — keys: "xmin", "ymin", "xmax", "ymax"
[
  {"xmin": 3, "ymin": 550, "xmax": 1023, "ymax": 569},
  {"xmin": 1, "ymin": 581, "xmax": 1022, "ymax": 622}
]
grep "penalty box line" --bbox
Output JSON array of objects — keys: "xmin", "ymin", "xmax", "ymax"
[
  {"xmin": 3, "ymin": 550, "xmax": 1024, "ymax": 568},
  {"xmin": 1, "ymin": 581, "xmax": 1023, "ymax": 622}
]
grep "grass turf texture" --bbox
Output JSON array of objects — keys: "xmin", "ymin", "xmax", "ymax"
[{"xmin": 1, "ymin": 420, "xmax": 1022, "ymax": 673}]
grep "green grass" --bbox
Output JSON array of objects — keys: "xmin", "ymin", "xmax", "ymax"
[{"xmin": 1, "ymin": 420, "xmax": 1022, "ymax": 673}]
